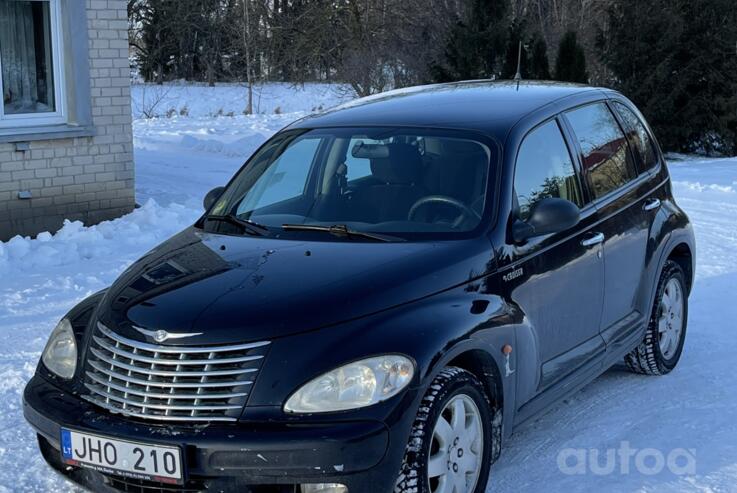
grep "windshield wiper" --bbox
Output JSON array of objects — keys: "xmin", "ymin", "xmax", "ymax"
[
  {"xmin": 205, "ymin": 214, "xmax": 269, "ymax": 236},
  {"xmin": 282, "ymin": 224, "xmax": 403, "ymax": 242}
]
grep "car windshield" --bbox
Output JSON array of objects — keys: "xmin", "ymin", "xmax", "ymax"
[{"xmin": 206, "ymin": 127, "xmax": 495, "ymax": 240}]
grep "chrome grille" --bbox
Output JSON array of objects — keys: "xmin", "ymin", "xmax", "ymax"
[{"xmin": 83, "ymin": 322, "xmax": 269, "ymax": 422}]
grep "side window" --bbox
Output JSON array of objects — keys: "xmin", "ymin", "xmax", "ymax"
[
  {"xmin": 236, "ymin": 137, "xmax": 320, "ymax": 214},
  {"xmin": 565, "ymin": 103, "xmax": 637, "ymax": 199},
  {"xmin": 514, "ymin": 120, "xmax": 583, "ymax": 221},
  {"xmin": 612, "ymin": 101, "xmax": 659, "ymax": 173}
]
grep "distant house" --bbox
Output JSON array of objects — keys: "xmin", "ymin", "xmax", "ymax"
[{"xmin": 0, "ymin": 0, "xmax": 134, "ymax": 241}]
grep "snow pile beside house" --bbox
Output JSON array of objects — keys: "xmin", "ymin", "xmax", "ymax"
[{"xmin": 0, "ymin": 200, "xmax": 198, "ymax": 275}]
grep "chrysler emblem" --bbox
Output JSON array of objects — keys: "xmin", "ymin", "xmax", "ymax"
[{"xmin": 133, "ymin": 326, "xmax": 202, "ymax": 343}]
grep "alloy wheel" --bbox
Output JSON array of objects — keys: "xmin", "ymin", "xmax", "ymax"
[
  {"xmin": 427, "ymin": 394, "xmax": 483, "ymax": 493},
  {"xmin": 658, "ymin": 277, "xmax": 684, "ymax": 359}
]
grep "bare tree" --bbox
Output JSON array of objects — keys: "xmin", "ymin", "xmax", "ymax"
[
  {"xmin": 133, "ymin": 83, "xmax": 173, "ymax": 118},
  {"xmin": 242, "ymin": 0, "xmax": 254, "ymax": 113}
]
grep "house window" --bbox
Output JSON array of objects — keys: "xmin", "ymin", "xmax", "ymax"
[{"xmin": 0, "ymin": 0, "xmax": 65, "ymax": 128}]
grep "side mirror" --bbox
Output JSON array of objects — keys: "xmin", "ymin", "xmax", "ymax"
[
  {"xmin": 203, "ymin": 186, "xmax": 225, "ymax": 210},
  {"xmin": 512, "ymin": 197, "xmax": 580, "ymax": 244}
]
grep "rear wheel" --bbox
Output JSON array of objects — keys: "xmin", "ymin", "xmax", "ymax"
[
  {"xmin": 394, "ymin": 367, "xmax": 494, "ymax": 493},
  {"xmin": 625, "ymin": 260, "xmax": 688, "ymax": 375}
]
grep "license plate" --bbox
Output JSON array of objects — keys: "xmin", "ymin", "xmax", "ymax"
[{"xmin": 61, "ymin": 428, "xmax": 184, "ymax": 484}]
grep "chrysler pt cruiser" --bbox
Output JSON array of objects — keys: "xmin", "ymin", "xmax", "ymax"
[{"xmin": 24, "ymin": 81, "xmax": 695, "ymax": 493}]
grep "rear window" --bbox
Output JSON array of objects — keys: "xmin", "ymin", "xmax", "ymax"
[
  {"xmin": 612, "ymin": 101, "xmax": 659, "ymax": 173},
  {"xmin": 565, "ymin": 102, "xmax": 637, "ymax": 199}
]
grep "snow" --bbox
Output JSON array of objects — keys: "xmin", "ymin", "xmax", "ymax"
[
  {"xmin": 2, "ymin": 84, "xmax": 737, "ymax": 492},
  {"xmin": 131, "ymin": 83, "xmax": 351, "ymax": 208},
  {"xmin": 131, "ymin": 81, "xmax": 351, "ymax": 119}
]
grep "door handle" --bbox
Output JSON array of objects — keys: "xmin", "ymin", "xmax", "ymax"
[
  {"xmin": 643, "ymin": 198, "xmax": 661, "ymax": 211},
  {"xmin": 581, "ymin": 232, "xmax": 605, "ymax": 247}
]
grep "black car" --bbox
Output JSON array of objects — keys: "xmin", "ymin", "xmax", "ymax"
[{"xmin": 24, "ymin": 81, "xmax": 695, "ymax": 493}]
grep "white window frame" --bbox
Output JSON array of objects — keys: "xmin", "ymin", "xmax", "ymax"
[{"xmin": 0, "ymin": 0, "xmax": 67, "ymax": 128}]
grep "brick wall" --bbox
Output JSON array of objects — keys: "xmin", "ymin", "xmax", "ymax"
[{"xmin": 0, "ymin": 0, "xmax": 134, "ymax": 241}]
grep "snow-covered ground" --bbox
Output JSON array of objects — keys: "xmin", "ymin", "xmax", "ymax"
[
  {"xmin": 131, "ymin": 82, "xmax": 351, "ymax": 208},
  {"xmin": 1, "ymin": 84, "xmax": 737, "ymax": 492},
  {"xmin": 131, "ymin": 82, "xmax": 351, "ymax": 119}
]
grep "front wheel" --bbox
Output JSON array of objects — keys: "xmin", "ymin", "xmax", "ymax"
[
  {"xmin": 625, "ymin": 260, "xmax": 688, "ymax": 375},
  {"xmin": 394, "ymin": 367, "xmax": 495, "ymax": 493}
]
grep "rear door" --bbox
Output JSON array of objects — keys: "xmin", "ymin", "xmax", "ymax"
[{"xmin": 562, "ymin": 101, "xmax": 653, "ymax": 349}]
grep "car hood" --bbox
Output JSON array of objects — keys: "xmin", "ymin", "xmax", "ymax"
[{"xmin": 97, "ymin": 227, "xmax": 494, "ymax": 345}]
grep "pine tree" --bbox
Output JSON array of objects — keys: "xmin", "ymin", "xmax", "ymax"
[
  {"xmin": 431, "ymin": 0, "xmax": 509, "ymax": 82},
  {"xmin": 138, "ymin": 0, "xmax": 178, "ymax": 84},
  {"xmin": 599, "ymin": 0, "xmax": 737, "ymax": 154},
  {"xmin": 528, "ymin": 36, "xmax": 551, "ymax": 80},
  {"xmin": 554, "ymin": 31, "xmax": 588, "ymax": 83}
]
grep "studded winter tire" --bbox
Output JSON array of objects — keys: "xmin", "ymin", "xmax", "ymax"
[
  {"xmin": 394, "ymin": 367, "xmax": 495, "ymax": 493},
  {"xmin": 625, "ymin": 260, "xmax": 688, "ymax": 375}
]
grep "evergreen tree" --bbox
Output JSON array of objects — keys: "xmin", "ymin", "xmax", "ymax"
[
  {"xmin": 528, "ymin": 36, "xmax": 551, "ymax": 80},
  {"xmin": 431, "ymin": 0, "xmax": 509, "ymax": 82},
  {"xmin": 599, "ymin": 0, "xmax": 737, "ymax": 155},
  {"xmin": 554, "ymin": 31, "xmax": 588, "ymax": 83},
  {"xmin": 138, "ymin": 0, "xmax": 178, "ymax": 84}
]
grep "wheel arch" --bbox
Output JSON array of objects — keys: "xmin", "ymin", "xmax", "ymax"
[
  {"xmin": 667, "ymin": 242, "xmax": 694, "ymax": 294},
  {"xmin": 646, "ymin": 219, "xmax": 695, "ymax": 314},
  {"xmin": 431, "ymin": 345, "xmax": 509, "ymax": 462},
  {"xmin": 446, "ymin": 349, "xmax": 504, "ymax": 417}
]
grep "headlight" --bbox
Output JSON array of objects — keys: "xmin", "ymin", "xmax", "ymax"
[
  {"xmin": 284, "ymin": 355, "xmax": 414, "ymax": 413},
  {"xmin": 41, "ymin": 318, "xmax": 77, "ymax": 379}
]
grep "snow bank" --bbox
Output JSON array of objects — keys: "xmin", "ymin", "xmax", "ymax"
[
  {"xmin": 0, "ymin": 200, "xmax": 199, "ymax": 276},
  {"xmin": 131, "ymin": 82, "xmax": 353, "ymax": 119}
]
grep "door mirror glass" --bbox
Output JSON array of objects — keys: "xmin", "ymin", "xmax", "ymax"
[
  {"xmin": 513, "ymin": 197, "xmax": 580, "ymax": 243},
  {"xmin": 203, "ymin": 186, "xmax": 225, "ymax": 210}
]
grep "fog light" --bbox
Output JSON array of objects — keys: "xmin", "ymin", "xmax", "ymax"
[{"xmin": 301, "ymin": 484, "xmax": 348, "ymax": 493}]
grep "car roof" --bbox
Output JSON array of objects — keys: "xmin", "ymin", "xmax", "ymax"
[{"xmin": 288, "ymin": 80, "xmax": 610, "ymax": 140}]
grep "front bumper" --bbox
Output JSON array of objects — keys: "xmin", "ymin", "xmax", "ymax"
[{"xmin": 24, "ymin": 375, "xmax": 401, "ymax": 493}]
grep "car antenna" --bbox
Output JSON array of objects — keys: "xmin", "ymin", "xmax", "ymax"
[{"xmin": 514, "ymin": 41, "xmax": 523, "ymax": 84}]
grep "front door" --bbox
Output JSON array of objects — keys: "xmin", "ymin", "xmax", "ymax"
[{"xmin": 501, "ymin": 118, "xmax": 605, "ymax": 409}]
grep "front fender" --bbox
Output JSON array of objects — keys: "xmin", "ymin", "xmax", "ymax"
[
  {"xmin": 247, "ymin": 281, "xmax": 519, "ymax": 440},
  {"xmin": 414, "ymin": 298, "xmax": 519, "ymax": 442}
]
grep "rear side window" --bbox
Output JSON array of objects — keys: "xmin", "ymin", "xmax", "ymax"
[
  {"xmin": 514, "ymin": 120, "xmax": 583, "ymax": 221},
  {"xmin": 565, "ymin": 103, "xmax": 637, "ymax": 199},
  {"xmin": 612, "ymin": 101, "xmax": 659, "ymax": 173}
]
